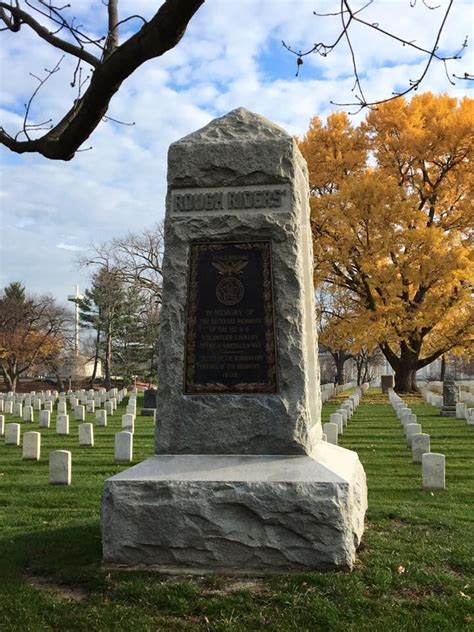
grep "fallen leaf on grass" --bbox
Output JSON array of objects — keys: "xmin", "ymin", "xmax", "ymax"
[
  {"xmin": 460, "ymin": 591, "xmax": 471, "ymax": 600},
  {"xmin": 396, "ymin": 565, "xmax": 406, "ymax": 574}
]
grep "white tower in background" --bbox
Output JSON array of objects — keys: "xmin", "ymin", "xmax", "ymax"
[{"xmin": 67, "ymin": 285, "xmax": 84, "ymax": 356}]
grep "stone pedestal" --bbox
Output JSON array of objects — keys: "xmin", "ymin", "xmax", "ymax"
[
  {"xmin": 101, "ymin": 445, "xmax": 366, "ymax": 572},
  {"xmin": 100, "ymin": 108, "xmax": 367, "ymax": 572}
]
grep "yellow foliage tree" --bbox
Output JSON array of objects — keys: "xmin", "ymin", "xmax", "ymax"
[{"xmin": 300, "ymin": 94, "xmax": 474, "ymax": 392}]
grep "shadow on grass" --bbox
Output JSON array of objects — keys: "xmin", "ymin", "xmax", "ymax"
[{"xmin": 0, "ymin": 522, "xmax": 103, "ymax": 585}]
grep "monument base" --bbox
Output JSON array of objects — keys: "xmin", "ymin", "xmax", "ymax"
[
  {"xmin": 440, "ymin": 406, "xmax": 456, "ymax": 417},
  {"xmin": 100, "ymin": 443, "xmax": 367, "ymax": 573},
  {"xmin": 140, "ymin": 408, "xmax": 156, "ymax": 417}
]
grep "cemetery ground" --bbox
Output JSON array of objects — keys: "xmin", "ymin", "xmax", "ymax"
[{"xmin": 0, "ymin": 392, "xmax": 472, "ymax": 631}]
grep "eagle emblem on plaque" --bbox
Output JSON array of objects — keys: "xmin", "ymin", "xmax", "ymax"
[{"xmin": 212, "ymin": 259, "xmax": 248, "ymax": 306}]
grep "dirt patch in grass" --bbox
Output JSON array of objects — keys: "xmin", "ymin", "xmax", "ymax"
[{"xmin": 25, "ymin": 573, "xmax": 88, "ymax": 602}]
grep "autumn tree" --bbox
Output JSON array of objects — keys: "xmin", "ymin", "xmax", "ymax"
[
  {"xmin": 0, "ymin": 282, "xmax": 71, "ymax": 391},
  {"xmin": 300, "ymin": 93, "xmax": 474, "ymax": 392}
]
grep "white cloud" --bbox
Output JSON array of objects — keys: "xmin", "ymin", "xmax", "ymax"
[{"xmin": 0, "ymin": 0, "xmax": 472, "ymax": 301}]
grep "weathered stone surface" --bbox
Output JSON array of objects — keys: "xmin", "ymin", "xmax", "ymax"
[
  {"xmin": 101, "ymin": 444, "xmax": 367, "ymax": 572},
  {"xmin": 412, "ymin": 433, "xmax": 430, "ymax": 464},
  {"xmin": 96, "ymin": 409, "xmax": 107, "ymax": 427},
  {"xmin": 141, "ymin": 388, "xmax": 157, "ymax": 416},
  {"xmin": 155, "ymin": 108, "xmax": 321, "ymax": 455},
  {"xmin": 49, "ymin": 450, "xmax": 71, "ymax": 485},
  {"xmin": 323, "ymin": 422, "xmax": 338, "ymax": 445},
  {"xmin": 440, "ymin": 380, "xmax": 458, "ymax": 416},
  {"xmin": 23, "ymin": 431, "xmax": 41, "ymax": 460},
  {"xmin": 330, "ymin": 413, "xmax": 343, "ymax": 435},
  {"xmin": 56, "ymin": 414, "xmax": 69, "ymax": 435},
  {"xmin": 79, "ymin": 423, "xmax": 94, "ymax": 447},
  {"xmin": 115, "ymin": 431, "xmax": 133, "ymax": 462},
  {"xmin": 39, "ymin": 410, "xmax": 51, "ymax": 428},
  {"xmin": 122, "ymin": 414, "xmax": 135, "ymax": 432},
  {"xmin": 5, "ymin": 423, "xmax": 20, "ymax": 446},
  {"xmin": 422, "ymin": 453, "xmax": 445, "ymax": 491},
  {"xmin": 100, "ymin": 108, "xmax": 367, "ymax": 574},
  {"xmin": 405, "ymin": 423, "xmax": 422, "ymax": 447}
]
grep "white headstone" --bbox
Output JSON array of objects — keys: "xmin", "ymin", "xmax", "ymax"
[
  {"xmin": 86, "ymin": 400, "xmax": 95, "ymax": 413},
  {"xmin": 322, "ymin": 422, "xmax": 338, "ymax": 445},
  {"xmin": 330, "ymin": 412, "xmax": 344, "ymax": 435},
  {"xmin": 5, "ymin": 423, "xmax": 21, "ymax": 446},
  {"xmin": 75, "ymin": 405, "xmax": 85, "ymax": 421},
  {"xmin": 39, "ymin": 410, "xmax": 51, "ymax": 428},
  {"xmin": 115, "ymin": 431, "xmax": 133, "ymax": 462},
  {"xmin": 49, "ymin": 450, "xmax": 71, "ymax": 485},
  {"xmin": 466, "ymin": 409, "xmax": 474, "ymax": 425},
  {"xmin": 105, "ymin": 401, "xmax": 114, "ymax": 416},
  {"xmin": 422, "ymin": 453, "xmax": 445, "ymax": 490},
  {"xmin": 0, "ymin": 414, "xmax": 4, "ymax": 436},
  {"xmin": 23, "ymin": 431, "xmax": 41, "ymax": 460},
  {"xmin": 4, "ymin": 401, "xmax": 13, "ymax": 414},
  {"xmin": 57, "ymin": 401, "xmax": 67, "ymax": 415},
  {"xmin": 405, "ymin": 423, "xmax": 422, "ymax": 447},
  {"xmin": 23, "ymin": 405, "xmax": 34, "ymax": 422},
  {"xmin": 96, "ymin": 409, "xmax": 107, "ymax": 427},
  {"xmin": 412, "ymin": 433, "xmax": 430, "ymax": 464},
  {"xmin": 13, "ymin": 402, "xmax": 23, "ymax": 418},
  {"xmin": 121, "ymin": 414, "xmax": 135, "ymax": 432},
  {"xmin": 57, "ymin": 415, "xmax": 70, "ymax": 435},
  {"xmin": 79, "ymin": 423, "xmax": 94, "ymax": 447}
]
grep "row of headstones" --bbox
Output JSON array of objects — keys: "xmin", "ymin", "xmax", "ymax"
[
  {"xmin": 320, "ymin": 381, "xmax": 368, "ymax": 404},
  {"xmin": 0, "ymin": 402, "xmax": 137, "ymax": 431},
  {"xmin": 1, "ymin": 393, "xmax": 138, "ymax": 442},
  {"xmin": 0, "ymin": 386, "xmax": 139, "ymax": 415},
  {"xmin": 0, "ymin": 388, "xmax": 139, "ymax": 427},
  {"xmin": 2, "ymin": 428, "xmax": 134, "ymax": 483},
  {"xmin": 388, "ymin": 389, "xmax": 444, "ymax": 491},
  {"xmin": 321, "ymin": 387, "xmax": 366, "ymax": 444}
]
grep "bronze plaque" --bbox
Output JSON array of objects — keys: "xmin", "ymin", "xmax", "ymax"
[{"xmin": 184, "ymin": 241, "xmax": 277, "ymax": 394}]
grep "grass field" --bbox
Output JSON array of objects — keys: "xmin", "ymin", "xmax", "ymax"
[{"xmin": 0, "ymin": 390, "xmax": 472, "ymax": 631}]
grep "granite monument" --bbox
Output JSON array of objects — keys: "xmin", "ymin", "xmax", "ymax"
[{"xmin": 101, "ymin": 108, "xmax": 367, "ymax": 572}]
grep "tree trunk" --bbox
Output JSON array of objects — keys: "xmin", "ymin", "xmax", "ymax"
[
  {"xmin": 105, "ymin": 329, "xmax": 112, "ymax": 390},
  {"xmin": 393, "ymin": 361, "xmax": 418, "ymax": 393},
  {"xmin": 89, "ymin": 328, "xmax": 101, "ymax": 388},
  {"xmin": 440, "ymin": 355, "xmax": 446, "ymax": 381},
  {"xmin": 381, "ymin": 341, "xmax": 420, "ymax": 394},
  {"xmin": 334, "ymin": 353, "xmax": 346, "ymax": 386},
  {"xmin": 1, "ymin": 365, "xmax": 15, "ymax": 392}
]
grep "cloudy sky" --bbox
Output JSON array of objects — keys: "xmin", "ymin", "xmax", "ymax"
[{"xmin": 0, "ymin": 0, "xmax": 472, "ymax": 306}]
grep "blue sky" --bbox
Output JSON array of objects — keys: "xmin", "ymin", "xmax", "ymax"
[{"xmin": 0, "ymin": 0, "xmax": 472, "ymax": 306}]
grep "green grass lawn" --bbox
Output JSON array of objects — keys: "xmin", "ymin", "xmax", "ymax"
[{"xmin": 0, "ymin": 391, "xmax": 472, "ymax": 631}]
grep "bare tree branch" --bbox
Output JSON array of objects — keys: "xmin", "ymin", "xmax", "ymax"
[
  {"xmin": 0, "ymin": 0, "xmax": 205, "ymax": 160},
  {"xmin": 0, "ymin": 2, "xmax": 100, "ymax": 66},
  {"xmin": 284, "ymin": 0, "xmax": 471, "ymax": 112}
]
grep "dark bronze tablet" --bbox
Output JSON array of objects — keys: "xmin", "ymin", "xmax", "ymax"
[{"xmin": 184, "ymin": 241, "xmax": 277, "ymax": 393}]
